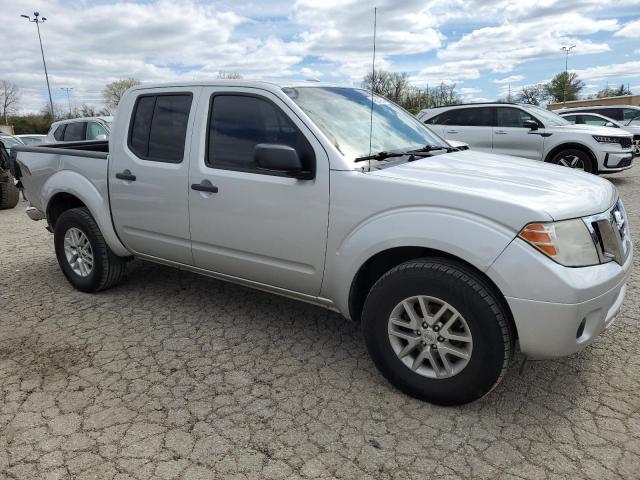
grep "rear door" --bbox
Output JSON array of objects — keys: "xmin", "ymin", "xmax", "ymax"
[
  {"xmin": 188, "ymin": 87, "xmax": 329, "ymax": 295},
  {"xmin": 109, "ymin": 88, "xmax": 197, "ymax": 264},
  {"xmin": 493, "ymin": 107, "xmax": 544, "ymax": 160},
  {"xmin": 432, "ymin": 107, "xmax": 495, "ymax": 152}
]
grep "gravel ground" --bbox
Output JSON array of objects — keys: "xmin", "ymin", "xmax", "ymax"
[{"xmin": 1, "ymin": 168, "xmax": 639, "ymax": 480}]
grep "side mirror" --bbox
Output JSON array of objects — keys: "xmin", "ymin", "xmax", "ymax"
[
  {"xmin": 523, "ymin": 119, "xmax": 539, "ymax": 130},
  {"xmin": 605, "ymin": 122, "xmax": 616, "ymax": 128},
  {"xmin": 95, "ymin": 134, "xmax": 107, "ymax": 140},
  {"xmin": 254, "ymin": 144, "xmax": 312, "ymax": 179}
]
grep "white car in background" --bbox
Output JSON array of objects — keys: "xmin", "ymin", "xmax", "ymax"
[
  {"xmin": 17, "ymin": 134, "xmax": 47, "ymax": 145},
  {"xmin": 417, "ymin": 103, "xmax": 634, "ymax": 174},
  {"xmin": 46, "ymin": 116, "xmax": 113, "ymax": 143},
  {"xmin": 559, "ymin": 112, "xmax": 640, "ymax": 156}
]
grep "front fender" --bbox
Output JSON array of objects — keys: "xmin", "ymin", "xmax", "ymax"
[
  {"xmin": 42, "ymin": 170, "xmax": 130, "ymax": 257},
  {"xmin": 321, "ymin": 207, "xmax": 517, "ymax": 318}
]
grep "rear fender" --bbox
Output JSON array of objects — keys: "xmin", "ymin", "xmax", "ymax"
[{"xmin": 42, "ymin": 170, "xmax": 130, "ymax": 257}]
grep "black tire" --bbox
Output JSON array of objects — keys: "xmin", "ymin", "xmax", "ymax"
[
  {"xmin": 0, "ymin": 174, "xmax": 20, "ymax": 210},
  {"xmin": 54, "ymin": 207, "xmax": 126, "ymax": 292},
  {"xmin": 548, "ymin": 148, "xmax": 594, "ymax": 173},
  {"xmin": 362, "ymin": 257, "xmax": 514, "ymax": 406}
]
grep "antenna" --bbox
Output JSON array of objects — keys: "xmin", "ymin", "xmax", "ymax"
[{"xmin": 367, "ymin": 7, "xmax": 377, "ymax": 172}]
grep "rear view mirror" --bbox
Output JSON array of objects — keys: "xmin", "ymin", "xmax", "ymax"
[
  {"xmin": 523, "ymin": 120, "xmax": 539, "ymax": 130},
  {"xmin": 254, "ymin": 144, "xmax": 313, "ymax": 179}
]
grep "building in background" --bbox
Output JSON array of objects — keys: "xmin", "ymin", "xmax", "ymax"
[{"xmin": 548, "ymin": 94, "xmax": 640, "ymax": 111}]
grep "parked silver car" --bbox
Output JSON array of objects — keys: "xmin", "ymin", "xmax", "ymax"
[{"xmin": 45, "ymin": 116, "xmax": 112, "ymax": 143}]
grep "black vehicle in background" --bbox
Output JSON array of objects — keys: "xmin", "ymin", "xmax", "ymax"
[{"xmin": 0, "ymin": 142, "xmax": 20, "ymax": 209}]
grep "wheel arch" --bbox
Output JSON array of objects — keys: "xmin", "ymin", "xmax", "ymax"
[
  {"xmin": 544, "ymin": 142, "xmax": 597, "ymax": 172},
  {"xmin": 347, "ymin": 246, "xmax": 516, "ymax": 339},
  {"xmin": 43, "ymin": 171, "xmax": 130, "ymax": 257}
]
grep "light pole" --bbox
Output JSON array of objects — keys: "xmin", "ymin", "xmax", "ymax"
[
  {"xmin": 561, "ymin": 45, "xmax": 576, "ymax": 104},
  {"xmin": 21, "ymin": 12, "xmax": 55, "ymax": 120},
  {"xmin": 61, "ymin": 87, "xmax": 73, "ymax": 116}
]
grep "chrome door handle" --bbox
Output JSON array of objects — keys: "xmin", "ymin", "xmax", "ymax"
[
  {"xmin": 495, "ymin": 130, "xmax": 507, "ymax": 135},
  {"xmin": 446, "ymin": 130, "xmax": 458, "ymax": 134}
]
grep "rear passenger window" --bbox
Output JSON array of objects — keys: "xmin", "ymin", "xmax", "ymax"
[
  {"xmin": 206, "ymin": 94, "xmax": 314, "ymax": 174},
  {"xmin": 63, "ymin": 122, "xmax": 86, "ymax": 141},
  {"xmin": 128, "ymin": 93, "xmax": 192, "ymax": 163},
  {"xmin": 53, "ymin": 125, "xmax": 66, "ymax": 141}
]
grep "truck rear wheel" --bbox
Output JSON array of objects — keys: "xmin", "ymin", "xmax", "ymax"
[
  {"xmin": 0, "ymin": 174, "xmax": 20, "ymax": 209},
  {"xmin": 54, "ymin": 207, "xmax": 126, "ymax": 292},
  {"xmin": 361, "ymin": 258, "xmax": 514, "ymax": 406}
]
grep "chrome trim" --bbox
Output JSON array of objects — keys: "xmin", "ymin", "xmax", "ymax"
[{"xmin": 583, "ymin": 200, "xmax": 630, "ymax": 265}]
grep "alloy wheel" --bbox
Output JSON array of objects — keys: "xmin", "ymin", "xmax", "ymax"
[
  {"xmin": 387, "ymin": 295, "xmax": 473, "ymax": 379},
  {"xmin": 63, "ymin": 227, "xmax": 94, "ymax": 277}
]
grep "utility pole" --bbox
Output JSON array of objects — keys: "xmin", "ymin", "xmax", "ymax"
[
  {"xmin": 21, "ymin": 12, "xmax": 55, "ymax": 120},
  {"xmin": 60, "ymin": 87, "xmax": 73, "ymax": 116},
  {"xmin": 561, "ymin": 45, "xmax": 576, "ymax": 104}
]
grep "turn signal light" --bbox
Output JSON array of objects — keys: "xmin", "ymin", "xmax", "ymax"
[{"xmin": 518, "ymin": 223, "xmax": 557, "ymax": 256}]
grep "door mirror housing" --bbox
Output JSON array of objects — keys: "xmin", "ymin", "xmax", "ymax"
[
  {"xmin": 254, "ymin": 144, "xmax": 313, "ymax": 179},
  {"xmin": 523, "ymin": 119, "xmax": 539, "ymax": 130},
  {"xmin": 95, "ymin": 134, "xmax": 108, "ymax": 140},
  {"xmin": 605, "ymin": 122, "xmax": 616, "ymax": 128}
]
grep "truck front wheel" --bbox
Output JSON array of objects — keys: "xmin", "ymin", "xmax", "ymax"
[
  {"xmin": 362, "ymin": 258, "xmax": 514, "ymax": 406},
  {"xmin": 54, "ymin": 207, "xmax": 126, "ymax": 292}
]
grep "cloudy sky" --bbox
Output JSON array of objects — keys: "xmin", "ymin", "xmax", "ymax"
[{"xmin": 1, "ymin": 0, "xmax": 639, "ymax": 113}]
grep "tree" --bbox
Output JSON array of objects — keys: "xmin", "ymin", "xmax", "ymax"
[
  {"xmin": 102, "ymin": 78, "xmax": 140, "ymax": 113},
  {"xmin": 0, "ymin": 80, "xmax": 21, "ymax": 125},
  {"xmin": 596, "ymin": 84, "xmax": 632, "ymax": 98},
  {"xmin": 545, "ymin": 72, "xmax": 585, "ymax": 103},
  {"xmin": 516, "ymin": 84, "xmax": 548, "ymax": 105},
  {"xmin": 216, "ymin": 71, "xmax": 243, "ymax": 79},
  {"xmin": 362, "ymin": 69, "xmax": 393, "ymax": 97}
]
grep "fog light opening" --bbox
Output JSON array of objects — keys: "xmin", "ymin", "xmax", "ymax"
[{"xmin": 576, "ymin": 318, "xmax": 586, "ymax": 339}]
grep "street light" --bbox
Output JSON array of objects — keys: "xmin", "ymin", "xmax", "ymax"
[
  {"xmin": 561, "ymin": 45, "xmax": 576, "ymax": 104},
  {"xmin": 61, "ymin": 87, "xmax": 73, "ymax": 116},
  {"xmin": 21, "ymin": 12, "xmax": 55, "ymax": 120}
]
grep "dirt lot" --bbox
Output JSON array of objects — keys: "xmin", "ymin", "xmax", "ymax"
[{"xmin": 1, "ymin": 168, "xmax": 639, "ymax": 480}]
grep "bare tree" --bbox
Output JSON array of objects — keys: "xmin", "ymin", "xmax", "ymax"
[
  {"xmin": 216, "ymin": 71, "xmax": 243, "ymax": 79},
  {"xmin": 516, "ymin": 84, "xmax": 548, "ymax": 105},
  {"xmin": 0, "ymin": 80, "xmax": 21, "ymax": 125},
  {"xmin": 102, "ymin": 78, "xmax": 141, "ymax": 113},
  {"xmin": 362, "ymin": 69, "xmax": 393, "ymax": 96}
]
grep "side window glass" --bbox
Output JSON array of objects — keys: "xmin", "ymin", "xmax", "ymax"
[
  {"xmin": 563, "ymin": 115, "xmax": 576, "ymax": 123},
  {"xmin": 583, "ymin": 115, "xmax": 608, "ymax": 126},
  {"xmin": 601, "ymin": 108, "xmax": 622, "ymax": 121},
  {"xmin": 87, "ymin": 122, "xmax": 108, "ymax": 140},
  {"xmin": 63, "ymin": 122, "xmax": 85, "ymax": 141},
  {"xmin": 497, "ymin": 108, "xmax": 536, "ymax": 128},
  {"xmin": 206, "ymin": 95, "xmax": 314, "ymax": 174},
  {"xmin": 53, "ymin": 125, "xmax": 66, "ymax": 141},
  {"xmin": 128, "ymin": 94, "xmax": 192, "ymax": 163}
]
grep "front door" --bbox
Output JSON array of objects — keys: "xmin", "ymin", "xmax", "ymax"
[
  {"xmin": 188, "ymin": 87, "xmax": 329, "ymax": 295},
  {"xmin": 109, "ymin": 88, "xmax": 197, "ymax": 264},
  {"xmin": 493, "ymin": 107, "xmax": 545, "ymax": 160}
]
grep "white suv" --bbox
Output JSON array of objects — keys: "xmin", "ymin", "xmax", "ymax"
[
  {"xmin": 46, "ymin": 116, "xmax": 113, "ymax": 143},
  {"xmin": 417, "ymin": 103, "xmax": 634, "ymax": 174}
]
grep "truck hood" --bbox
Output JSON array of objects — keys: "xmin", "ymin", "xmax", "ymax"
[
  {"xmin": 554, "ymin": 124, "xmax": 633, "ymax": 137},
  {"xmin": 371, "ymin": 150, "xmax": 617, "ymax": 224}
]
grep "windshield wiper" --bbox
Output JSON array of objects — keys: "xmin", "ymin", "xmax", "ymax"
[
  {"xmin": 408, "ymin": 144, "xmax": 458, "ymax": 153},
  {"xmin": 354, "ymin": 151, "xmax": 409, "ymax": 163}
]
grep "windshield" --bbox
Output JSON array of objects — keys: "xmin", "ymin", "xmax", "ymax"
[
  {"xmin": 624, "ymin": 109, "xmax": 640, "ymax": 126},
  {"xmin": 0, "ymin": 136, "xmax": 24, "ymax": 149},
  {"xmin": 283, "ymin": 86, "xmax": 447, "ymax": 162},
  {"xmin": 522, "ymin": 105, "xmax": 571, "ymax": 127}
]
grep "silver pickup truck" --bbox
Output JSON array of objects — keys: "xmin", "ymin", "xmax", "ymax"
[{"xmin": 12, "ymin": 81, "xmax": 633, "ymax": 405}]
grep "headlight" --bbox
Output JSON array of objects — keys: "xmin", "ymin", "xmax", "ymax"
[
  {"xmin": 518, "ymin": 219, "xmax": 600, "ymax": 267},
  {"xmin": 592, "ymin": 135, "xmax": 621, "ymax": 144}
]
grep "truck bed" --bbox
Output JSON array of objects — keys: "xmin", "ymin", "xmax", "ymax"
[{"xmin": 12, "ymin": 140, "xmax": 110, "ymax": 216}]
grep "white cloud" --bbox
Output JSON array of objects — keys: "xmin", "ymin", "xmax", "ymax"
[
  {"xmin": 459, "ymin": 87, "xmax": 481, "ymax": 94},
  {"xmin": 615, "ymin": 19, "xmax": 640, "ymax": 38},
  {"xmin": 572, "ymin": 61, "xmax": 640, "ymax": 81},
  {"xmin": 494, "ymin": 75, "xmax": 524, "ymax": 84}
]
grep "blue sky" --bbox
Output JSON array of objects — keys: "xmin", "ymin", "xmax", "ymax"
[{"xmin": 1, "ymin": 0, "xmax": 639, "ymax": 112}]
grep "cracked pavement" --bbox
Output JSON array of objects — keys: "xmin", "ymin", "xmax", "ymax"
[{"xmin": 1, "ymin": 168, "xmax": 639, "ymax": 480}]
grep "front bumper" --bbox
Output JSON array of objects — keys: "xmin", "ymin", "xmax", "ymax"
[
  {"xmin": 599, "ymin": 150, "xmax": 634, "ymax": 172},
  {"xmin": 488, "ymin": 238, "xmax": 632, "ymax": 358}
]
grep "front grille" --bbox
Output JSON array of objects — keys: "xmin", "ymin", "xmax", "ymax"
[
  {"xmin": 620, "ymin": 137, "xmax": 632, "ymax": 149},
  {"xmin": 584, "ymin": 200, "xmax": 631, "ymax": 265}
]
